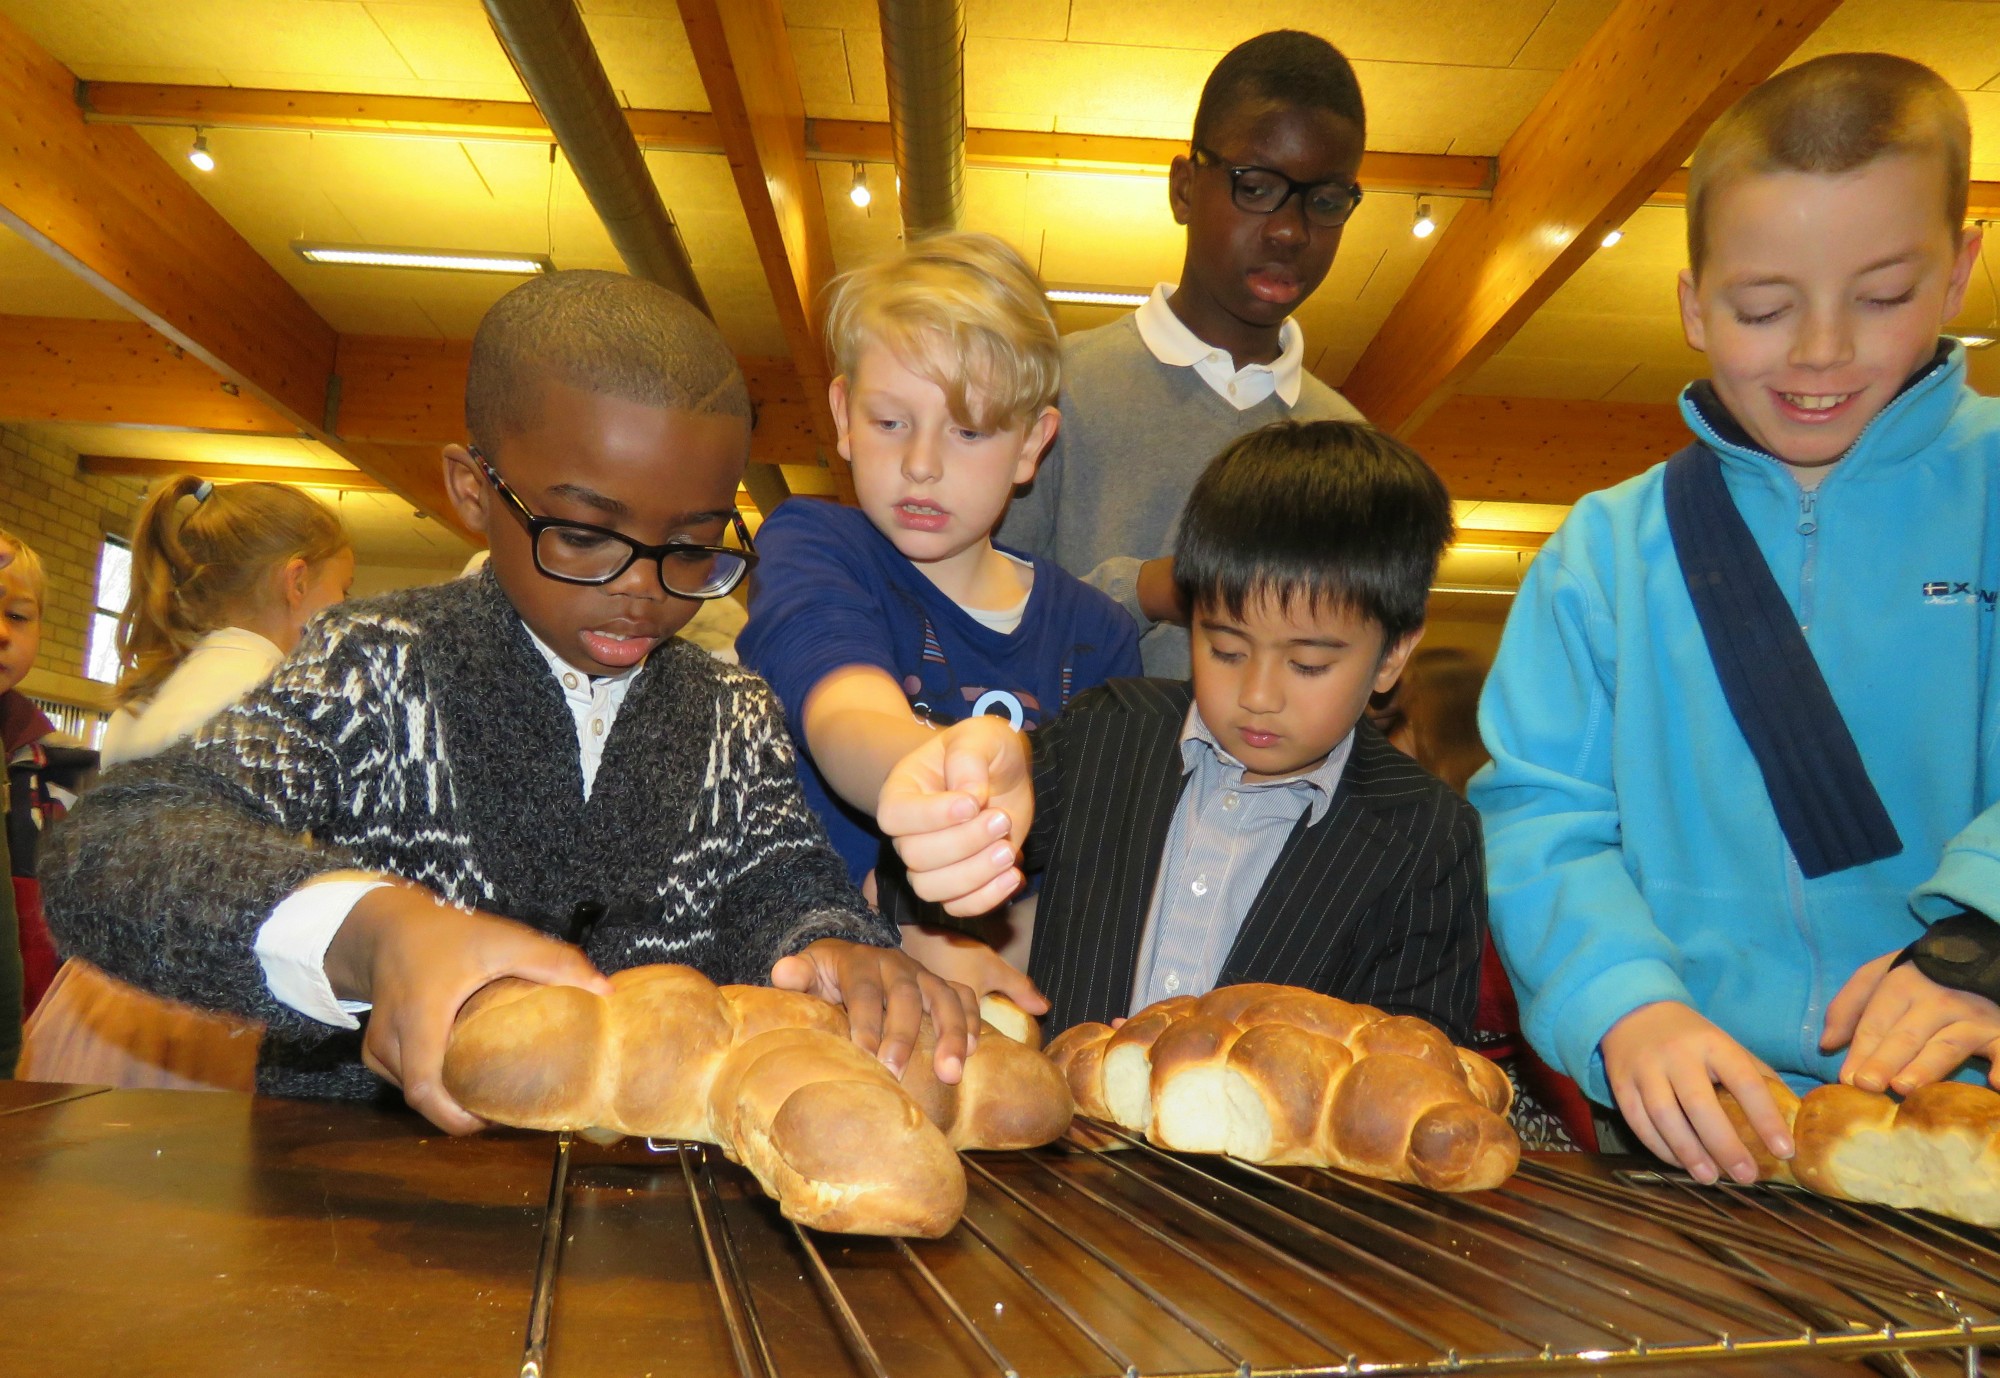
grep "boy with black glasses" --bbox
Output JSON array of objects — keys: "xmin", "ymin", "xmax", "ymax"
[
  {"xmin": 1001, "ymin": 29, "xmax": 1368, "ymax": 678},
  {"xmin": 44, "ymin": 270, "xmax": 978, "ymax": 1130}
]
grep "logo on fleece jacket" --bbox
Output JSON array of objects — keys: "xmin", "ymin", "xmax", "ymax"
[{"xmin": 1923, "ymin": 581, "xmax": 1998, "ymax": 608}]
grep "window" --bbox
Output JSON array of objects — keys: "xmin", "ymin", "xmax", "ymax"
[{"xmin": 84, "ymin": 535, "xmax": 130, "ymax": 685}]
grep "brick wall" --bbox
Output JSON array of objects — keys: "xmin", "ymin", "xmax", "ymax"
[{"xmin": 0, "ymin": 424, "xmax": 144, "ymax": 708}]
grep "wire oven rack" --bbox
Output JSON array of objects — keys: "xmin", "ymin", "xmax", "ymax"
[{"xmin": 517, "ymin": 1122, "xmax": 2000, "ymax": 1378}]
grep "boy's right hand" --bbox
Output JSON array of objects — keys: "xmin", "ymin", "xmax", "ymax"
[
  {"xmin": 877, "ymin": 716, "xmax": 1033, "ymax": 917},
  {"xmin": 325, "ymin": 884, "xmax": 613, "ymax": 1134},
  {"xmin": 1599, "ymin": 1000, "xmax": 1795, "ymax": 1185}
]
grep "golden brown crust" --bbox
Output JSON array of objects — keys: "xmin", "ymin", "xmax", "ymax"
[
  {"xmin": 442, "ymin": 963, "xmax": 1071, "ymax": 1235},
  {"xmin": 1058, "ymin": 984, "xmax": 1520, "ymax": 1190}
]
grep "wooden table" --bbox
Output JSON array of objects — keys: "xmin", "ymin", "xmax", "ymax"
[{"xmin": 2, "ymin": 1084, "xmax": 1987, "ymax": 1378}]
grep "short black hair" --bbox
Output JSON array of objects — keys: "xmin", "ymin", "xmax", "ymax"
[
  {"xmin": 1191, "ymin": 30, "xmax": 1365, "ymax": 150},
  {"xmin": 1174, "ymin": 420, "xmax": 1452, "ymax": 645},
  {"xmin": 465, "ymin": 269, "xmax": 752, "ymax": 456}
]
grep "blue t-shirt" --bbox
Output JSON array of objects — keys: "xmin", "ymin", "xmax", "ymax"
[{"xmin": 739, "ymin": 499, "xmax": 1143, "ymax": 885}]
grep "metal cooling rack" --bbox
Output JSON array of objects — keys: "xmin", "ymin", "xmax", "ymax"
[{"xmin": 516, "ymin": 1121, "xmax": 2000, "ymax": 1378}]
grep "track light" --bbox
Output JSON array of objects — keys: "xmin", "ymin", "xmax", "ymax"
[
  {"xmin": 1601, "ymin": 228, "xmax": 1625, "ymax": 248},
  {"xmin": 188, "ymin": 131, "xmax": 215, "ymax": 173},
  {"xmin": 1412, "ymin": 201, "xmax": 1436, "ymax": 239},
  {"xmin": 849, "ymin": 163, "xmax": 872, "ymax": 209}
]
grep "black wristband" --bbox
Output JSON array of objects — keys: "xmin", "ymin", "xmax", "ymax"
[{"xmin": 1894, "ymin": 909, "xmax": 2000, "ymax": 1005}]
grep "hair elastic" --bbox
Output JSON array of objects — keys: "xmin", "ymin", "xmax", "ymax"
[{"xmin": 191, "ymin": 479, "xmax": 215, "ymax": 503}]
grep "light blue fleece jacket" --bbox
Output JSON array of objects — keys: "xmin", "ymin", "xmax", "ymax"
[{"xmin": 1469, "ymin": 344, "xmax": 2000, "ymax": 1105}]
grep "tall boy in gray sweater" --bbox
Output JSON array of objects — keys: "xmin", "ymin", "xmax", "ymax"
[{"xmin": 1001, "ymin": 29, "xmax": 1365, "ymax": 678}]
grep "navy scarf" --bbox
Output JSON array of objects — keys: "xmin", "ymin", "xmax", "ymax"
[{"xmin": 1662, "ymin": 434, "xmax": 1901, "ymax": 879}]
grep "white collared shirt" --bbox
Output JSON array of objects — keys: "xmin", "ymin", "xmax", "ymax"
[
  {"xmin": 252, "ymin": 620, "xmax": 646, "ymax": 1028},
  {"xmin": 1132, "ymin": 283, "xmax": 1305, "ymax": 410}
]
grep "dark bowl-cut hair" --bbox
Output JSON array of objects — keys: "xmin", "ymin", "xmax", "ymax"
[
  {"xmin": 1174, "ymin": 420, "xmax": 1452, "ymax": 647},
  {"xmin": 465, "ymin": 269, "xmax": 752, "ymax": 457},
  {"xmin": 1191, "ymin": 30, "xmax": 1365, "ymax": 150}
]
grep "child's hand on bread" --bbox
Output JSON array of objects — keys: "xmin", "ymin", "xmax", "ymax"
[
  {"xmin": 770, "ymin": 938, "xmax": 981, "ymax": 1084},
  {"xmin": 1823, "ymin": 950, "xmax": 2000, "ymax": 1095},
  {"xmin": 877, "ymin": 716, "xmax": 1033, "ymax": 917},
  {"xmin": 1600, "ymin": 1000, "xmax": 1795, "ymax": 1185},
  {"xmin": 325, "ymin": 883, "xmax": 613, "ymax": 1134}
]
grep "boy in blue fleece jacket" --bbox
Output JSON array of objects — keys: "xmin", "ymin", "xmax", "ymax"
[
  {"xmin": 739, "ymin": 234, "xmax": 1141, "ymax": 1002},
  {"xmin": 1471, "ymin": 53, "xmax": 2000, "ymax": 1187}
]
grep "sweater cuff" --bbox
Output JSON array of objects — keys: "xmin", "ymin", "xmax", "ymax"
[
  {"xmin": 1545, "ymin": 957, "xmax": 1693, "ymax": 1106},
  {"xmin": 1083, "ymin": 556, "xmax": 1149, "ymax": 628}
]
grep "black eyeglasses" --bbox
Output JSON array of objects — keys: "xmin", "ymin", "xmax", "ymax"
[
  {"xmin": 1191, "ymin": 146, "xmax": 1364, "ymax": 229},
  {"xmin": 471, "ymin": 447, "xmax": 757, "ymax": 600}
]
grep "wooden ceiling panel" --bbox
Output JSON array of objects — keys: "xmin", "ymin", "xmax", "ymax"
[
  {"xmin": 1788, "ymin": 0, "xmax": 2000, "ymax": 93},
  {"xmin": 0, "ymin": 0, "xmax": 417, "ymax": 87},
  {"xmin": 1507, "ymin": 0, "xmax": 1620, "ymax": 71},
  {"xmin": 357, "ymin": 3, "xmax": 524, "ymax": 93},
  {"xmin": 1061, "ymin": 0, "xmax": 1563, "ymax": 69},
  {"xmin": 1456, "ymin": 352, "xmax": 1650, "ymax": 403}
]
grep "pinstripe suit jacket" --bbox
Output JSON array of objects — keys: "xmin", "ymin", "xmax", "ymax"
[{"xmin": 1018, "ymin": 678, "xmax": 1486, "ymax": 1042}]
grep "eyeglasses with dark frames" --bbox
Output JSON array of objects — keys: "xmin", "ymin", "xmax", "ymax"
[
  {"xmin": 1190, "ymin": 145, "xmax": 1364, "ymax": 230},
  {"xmin": 470, "ymin": 447, "xmax": 757, "ymax": 600}
]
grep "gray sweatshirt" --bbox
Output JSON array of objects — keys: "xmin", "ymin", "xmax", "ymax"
[{"xmin": 999, "ymin": 314, "xmax": 1362, "ymax": 678}]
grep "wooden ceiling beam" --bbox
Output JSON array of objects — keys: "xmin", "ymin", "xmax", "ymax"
[
  {"xmin": 0, "ymin": 21, "xmax": 471, "ymax": 530},
  {"xmin": 676, "ymin": 0, "xmax": 851, "ymax": 503},
  {"xmin": 78, "ymin": 81, "xmax": 1496, "ymax": 198},
  {"xmin": 1338, "ymin": 0, "xmax": 1842, "ymax": 436},
  {"xmin": 0, "ymin": 18, "xmax": 338, "ymax": 433},
  {"xmin": 0, "ymin": 316, "xmax": 299, "ymax": 434},
  {"xmin": 1410, "ymin": 395, "xmax": 1689, "ymax": 505},
  {"xmin": 78, "ymin": 454, "xmax": 386, "ymax": 489}
]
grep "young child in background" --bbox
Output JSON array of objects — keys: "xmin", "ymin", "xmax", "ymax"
[
  {"xmin": 101, "ymin": 477, "xmax": 353, "ymax": 767},
  {"xmin": 738, "ymin": 233, "xmax": 1140, "ymax": 997},
  {"xmin": 1389, "ymin": 647, "xmax": 1590, "ymax": 1150},
  {"xmin": 1473, "ymin": 54, "xmax": 2000, "ymax": 1185},
  {"xmin": 44, "ymin": 270, "xmax": 976, "ymax": 1130},
  {"xmin": 878, "ymin": 420, "xmax": 1485, "ymax": 1042},
  {"xmin": 1001, "ymin": 30, "xmax": 1366, "ymax": 678},
  {"xmin": 0, "ymin": 531, "xmax": 96, "ymax": 1026}
]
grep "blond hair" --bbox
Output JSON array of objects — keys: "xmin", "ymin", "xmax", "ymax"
[
  {"xmin": 0, "ymin": 527, "xmax": 46, "ymax": 607},
  {"xmin": 116, "ymin": 476, "xmax": 349, "ymax": 707},
  {"xmin": 1687, "ymin": 53, "xmax": 1970, "ymax": 277},
  {"xmin": 823, "ymin": 232, "xmax": 1060, "ymax": 432}
]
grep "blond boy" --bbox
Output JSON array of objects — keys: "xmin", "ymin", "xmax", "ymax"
[
  {"xmin": 738, "ymin": 233, "xmax": 1141, "ymax": 997},
  {"xmin": 1471, "ymin": 54, "xmax": 2000, "ymax": 1182}
]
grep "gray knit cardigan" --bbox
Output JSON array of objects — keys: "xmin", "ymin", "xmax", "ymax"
[{"xmin": 41, "ymin": 568, "xmax": 896, "ymax": 1099}]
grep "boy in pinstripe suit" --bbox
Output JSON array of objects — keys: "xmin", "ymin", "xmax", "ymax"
[{"xmin": 878, "ymin": 420, "xmax": 1485, "ymax": 1040}]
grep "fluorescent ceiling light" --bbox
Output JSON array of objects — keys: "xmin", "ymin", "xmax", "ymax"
[
  {"xmin": 1956, "ymin": 333, "xmax": 1998, "ymax": 350},
  {"xmin": 1045, "ymin": 286, "xmax": 1148, "ymax": 308},
  {"xmin": 293, "ymin": 242, "xmax": 554, "ymax": 275},
  {"xmin": 1431, "ymin": 584, "xmax": 1518, "ymax": 596}
]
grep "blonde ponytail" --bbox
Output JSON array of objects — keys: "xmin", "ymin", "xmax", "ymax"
[{"xmin": 115, "ymin": 478, "xmax": 349, "ymax": 708}]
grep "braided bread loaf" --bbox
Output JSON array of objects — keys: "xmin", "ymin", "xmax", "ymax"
[
  {"xmin": 1718, "ymin": 1079, "xmax": 2000, "ymax": 1224},
  {"xmin": 441, "ymin": 965, "xmax": 1072, "ymax": 1236},
  {"xmin": 1046, "ymin": 983, "xmax": 1519, "ymax": 1191}
]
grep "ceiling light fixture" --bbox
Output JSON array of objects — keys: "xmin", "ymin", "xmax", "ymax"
[
  {"xmin": 1600, "ymin": 228, "xmax": 1624, "ymax": 248},
  {"xmin": 848, "ymin": 163, "xmax": 872, "ymax": 209},
  {"xmin": 1044, "ymin": 285, "xmax": 1149, "ymax": 308},
  {"xmin": 1412, "ymin": 200, "xmax": 1436, "ymax": 239},
  {"xmin": 292, "ymin": 242, "xmax": 555, "ymax": 275},
  {"xmin": 1956, "ymin": 333, "xmax": 1998, "ymax": 350},
  {"xmin": 188, "ymin": 130, "xmax": 215, "ymax": 173}
]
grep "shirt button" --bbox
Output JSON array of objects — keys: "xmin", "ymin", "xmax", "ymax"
[
  {"xmin": 591, "ymin": 719, "xmax": 605, "ymax": 736},
  {"xmin": 563, "ymin": 673, "xmax": 579, "ymax": 690},
  {"xmin": 1191, "ymin": 875, "xmax": 1209, "ymax": 897},
  {"xmin": 1164, "ymin": 971, "xmax": 1181, "ymax": 993},
  {"xmin": 1223, "ymin": 793, "xmax": 1240, "ymax": 811}
]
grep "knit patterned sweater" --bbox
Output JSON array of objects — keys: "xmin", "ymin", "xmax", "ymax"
[{"xmin": 41, "ymin": 569, "xmax": 896, "ymax": 1099}]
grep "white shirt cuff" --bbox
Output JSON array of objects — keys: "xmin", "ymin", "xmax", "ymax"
[{"xmin": 254, "ymin": 875, "xmax": 394, "ymax": 1029}]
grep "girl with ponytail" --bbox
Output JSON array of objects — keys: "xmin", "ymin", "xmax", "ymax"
[{"xmin": 100, "ymin": 477, "xmax": 352, "ymax": 766}]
